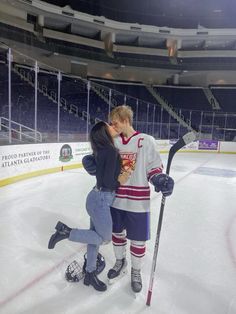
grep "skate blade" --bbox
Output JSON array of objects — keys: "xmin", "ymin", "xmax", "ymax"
[
  {"xmin": 108, "ymin": 268, "xmax": 128, "ymax": 285},
  {"xmin": 131, "ymin": 289, "xmax": 142, "ymax": 299},
  {"xmin": 131, "ymin": 291, "xmax": 137, "ymax": 299}
]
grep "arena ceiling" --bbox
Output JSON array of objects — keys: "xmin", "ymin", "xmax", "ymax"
[{"xmin": 42, "ymin": 0, "xmax": 236, "ymax": 29}]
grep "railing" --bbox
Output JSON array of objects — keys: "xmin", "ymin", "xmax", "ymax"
[
  {"xmin": 146, "ymin": 84, "xmax": 197, "ymax": 134},
  {"xmin": 0, "ymin": 117, "xmax": 42, "ymax": 143}
]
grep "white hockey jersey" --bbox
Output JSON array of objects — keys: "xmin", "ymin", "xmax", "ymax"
[{"xmin": 113, "ymin": 132, "xmax": 163, "ymax": 213}]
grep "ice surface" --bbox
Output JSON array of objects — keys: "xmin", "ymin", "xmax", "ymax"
[{"xmin": 0, "ymin": 153, "xmax": 236, "ymax": 314}]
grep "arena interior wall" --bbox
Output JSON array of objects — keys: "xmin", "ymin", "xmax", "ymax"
[{"xmin": 0, "ymin": 140, "xmax": 235, "ymax": 187}]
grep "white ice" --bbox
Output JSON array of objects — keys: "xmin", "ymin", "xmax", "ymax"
[{"xmin": 0, "ymin": 152, "xmax": 236, "ymax": 314}]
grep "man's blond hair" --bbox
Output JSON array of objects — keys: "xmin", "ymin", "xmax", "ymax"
[{"xmin": 109, "ymin": 105, "xmax": 134, "ymax": 125}]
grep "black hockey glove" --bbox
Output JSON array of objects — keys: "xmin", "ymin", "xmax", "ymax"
[
  {"xmin": 151, "ymin": 173, "xmax": 174, "ymax": 197},
  {"xmin": 82, "ymin": 154, "xmax": 96, "ymax": 176}
]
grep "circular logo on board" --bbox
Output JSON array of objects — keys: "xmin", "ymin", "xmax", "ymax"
[{"xmin": 59, "ymin": 144, "xmax": 73, "ymax": 162}]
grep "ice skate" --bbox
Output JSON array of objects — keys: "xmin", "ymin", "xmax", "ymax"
[
  {"xmin": 131, "ymin": 267, "xmax": 142, "ymax": 294},
  {"xmin": 107, "ymin": 258, "xmax": 128, "ymax": 284}
]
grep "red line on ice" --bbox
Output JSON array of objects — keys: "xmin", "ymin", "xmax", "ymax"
[{"xmin": 0, "ymin": 248, "xmax": 84, "ymax": 308}]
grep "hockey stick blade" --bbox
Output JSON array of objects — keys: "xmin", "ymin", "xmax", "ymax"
[
  {"xmin": 183, "ymin": 131, "xmax": 196, "ymax": 145},
  {"xmin": 146, "ymin": 131, "xmax": 196, "ymax": 306},
  {"xmin": 166, "ymin": 132, "xmax": 196, "ymax": 174}
]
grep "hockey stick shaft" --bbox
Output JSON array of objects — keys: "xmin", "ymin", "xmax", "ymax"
[{"xmin": 146, "ymin": 132, "xmax": 196, "ymax": 306}]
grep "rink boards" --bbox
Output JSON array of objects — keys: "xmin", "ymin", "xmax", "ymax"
[{"xmin": 0, "ymin": 139, "xmax": 235, "ymax": 187}]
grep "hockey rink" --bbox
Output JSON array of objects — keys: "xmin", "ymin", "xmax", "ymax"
[{"xmin": 0, "ymin": 152, "xmax": 236, "ymax": 314}]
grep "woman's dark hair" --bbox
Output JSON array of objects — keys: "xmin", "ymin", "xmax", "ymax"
[{"xmin": 89, "ymin": 121, "xmax": 115, "ymax": 155}]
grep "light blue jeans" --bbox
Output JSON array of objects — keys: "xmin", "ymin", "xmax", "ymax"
[{"xmin": 69, "ymin": 188, "xmax": 115, "ymax": 272}]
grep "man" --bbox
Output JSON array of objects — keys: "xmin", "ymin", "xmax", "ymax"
[
  {"xmin": 83, "ymin": 105, "xmax": 174, "ymax": 293},
  {"xmin": 106, "ymin": 105, "xmax": 174, "ymax": 293}
]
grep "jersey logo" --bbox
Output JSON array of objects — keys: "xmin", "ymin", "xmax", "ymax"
[{"xmin": 120, "ymin": 152, "xmax": 137, "ymax": 172}]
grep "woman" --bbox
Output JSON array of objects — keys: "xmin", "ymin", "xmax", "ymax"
[{"xmin": 48, "ymin": 121, "xmax": 130, "ymax": 292}]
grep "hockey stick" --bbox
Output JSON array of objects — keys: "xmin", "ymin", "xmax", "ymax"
[{"xmin": 146, "ymin": 131, "xmax": 196, "ymax": 306}]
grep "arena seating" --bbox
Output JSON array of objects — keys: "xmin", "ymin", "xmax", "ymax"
[{"xmin": 1, "ymin": 62, "xmax": 235, "ymax": 141}]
